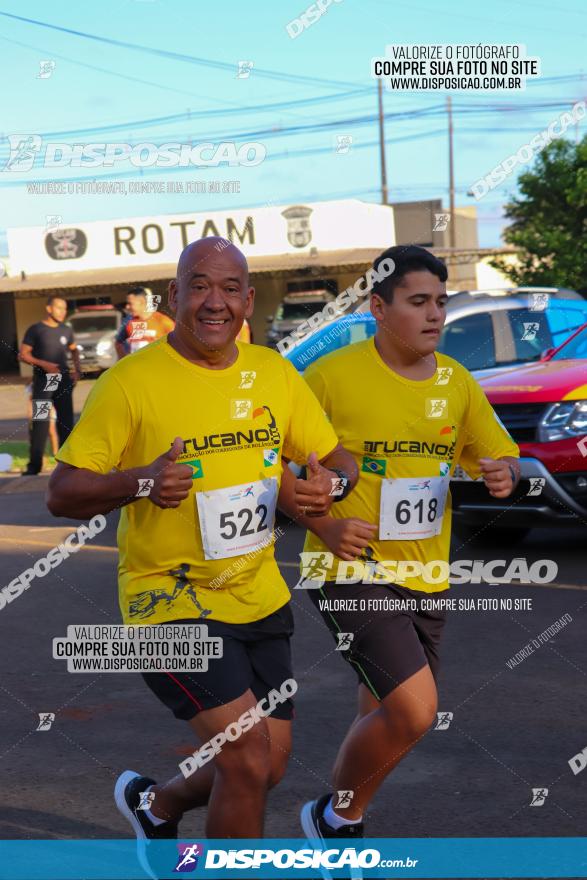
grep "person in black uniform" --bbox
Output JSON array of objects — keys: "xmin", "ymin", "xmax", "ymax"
[{"xmin": 19, "ymin": 295, "xmax": 80, "ymax": 475}]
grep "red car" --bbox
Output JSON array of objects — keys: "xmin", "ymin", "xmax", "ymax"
[{"xmin": 451, "ymin": 322, "xmax": 587, "ymax": 541}]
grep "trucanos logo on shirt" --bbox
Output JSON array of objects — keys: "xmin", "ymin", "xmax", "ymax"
[
  {"xmin": 181, "ymin": 459, "xmax": 203, "ymax": 479},
  {"xmin": 361, "ymin": 455, "xmax": 386, "ymax": 475},
  {"xmin": 263, "ymin": 447, "xmax": 279, "ymax": 467},
  {"xmin": 364, "ymin": 438, "xmax": 456, "ymax": 459},
  {"xmin": 180, "ymin": 406, "xmax": 281, "ymax": 456}
]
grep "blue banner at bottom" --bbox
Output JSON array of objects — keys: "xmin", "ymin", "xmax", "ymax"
[{"xmin": 0, "ymin": 838, "xmax": 586, "ymax": 879}]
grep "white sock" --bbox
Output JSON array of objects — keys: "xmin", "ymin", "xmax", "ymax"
[
  {"xmin": 323, "ymin": 797, "xmax": 363, "ymax": 829},
  {"xmin": 143, "ymin": 785, "xmax": 167, "ymax": 826}
]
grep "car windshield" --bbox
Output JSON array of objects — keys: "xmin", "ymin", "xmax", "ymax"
[
  {"xmin": 278, "ymin": 302, "xmax": 328, "ymax": 321},
  {"xmin": 551, "ymin": 325, "xmax": 587, "ymax": 360},
  {"xmin": 69, "ymin": 315, "xmax": 118, "ymax": 333}
]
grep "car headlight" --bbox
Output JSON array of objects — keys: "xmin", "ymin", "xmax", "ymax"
[
  {"xmin": 96, "ymin": 339, "xmax": 113, "ymax": 356},
  {"xmin": 538, "ymin": 400, "xmax": 587, "ymax": 442}
]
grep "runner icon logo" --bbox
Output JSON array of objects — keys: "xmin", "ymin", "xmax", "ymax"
[
  {"xmin": 36, "ymin": 712, "xmax": 55, "ymax": 731},
  {"xmin": 294, "ymin": 552, "xmax": 334, "ymax": 588},
  {"xmin": 432, "ymin": 213, "xmax": 450, "ymax": 231},
  {"xmin": 434, "ymin": 711, "xmax": 453, "ymax": 730},
  {"xmin": 44, "ymin": 373, "xmax": 61, "ymax": 391},
  {"xmin": 434, "ymin": 367, "xmax": 453, "ymax": 385},
  {"xmin": 336, "ymin": 632, "xmax": 354, "ymax": 651},
  {"xmin": 530, "ymin": 788, "xmax": 548, "ymax": 806},
  {"xmin": 521, "ymin": 322, "xmax": 539, "ymax": 341},
  {"xmin": 174, "ymin": 843, "xmax": 204, "ymax": 873},
  {"xmin": 145, "ymin": 293, "xmax": 161, "ymax": 313},
  {"xmin": 129, "ymin": 322, "xmax": 148, "ymax": 340},
  {"xmin": 231, "ymin": 399, "xmax": 252, "ymax": 419},
  {"xmin": 530, "ymin": 293, "xmax": 548, "ymax": 311},
  {"xmin": 136, "ymin": 478, "xmax": 154, "ymax": 497},
  {"xmin": 527, "ymin": 478, "xmax": 546, "ymax": 496},
  {"xmin": 32, "ymin": 400, "xmax": 52, "ymax": 420},
  {"xmin": 138, "ymin": 791, "xmax": 156, "ymax": 810},
  {"xmin": 425, "ymin": 398, "xmax": 447, "ymax": 419},
  {"xmin": 239, "ymin": 370, "xmax": 256, "ymax": 389},
  {"xmin": 335, "ymin": 790, "xmax": 354, "ymax": 808},
  {"xmin": 236, "ymin": 61, "xmax": 254, "ymax": 79}
]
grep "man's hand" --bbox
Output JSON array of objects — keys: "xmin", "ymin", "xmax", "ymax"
[
  {"xmin": 318, "ymin": 517, "xmax": 378, "ymax": 561},
  {"xmin": 294, "ymin": 451, "xmax": 340, "ymax": 517},
  {"xmin": 479, "ymin": 457, "xmax": 517, "ymax": 498},
  {"xmin": 70, "ymin": 369, "xmax": 81, "ymax": 386},
  {"xmin": 39, "ymin": 360, "xmax": 61, "ymax": 374},
  {"xmin": 143, "ymin": 436, "xmax": 193, "ymax": 509}
]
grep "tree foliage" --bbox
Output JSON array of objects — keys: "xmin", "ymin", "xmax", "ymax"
[{"xmin": 490, "ymin": 137, "xmax": 587, "ymax": 293}]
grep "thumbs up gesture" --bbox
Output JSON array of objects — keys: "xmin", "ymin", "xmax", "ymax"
[
  {"xmin": 143, "ymin": 436, "xmax": 194, "ymax": 509},
  {"xmin": 294, "ymin": 451, "xmax": 339, "ymax": 517}
]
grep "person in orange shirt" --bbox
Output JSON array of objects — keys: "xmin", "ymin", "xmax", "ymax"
[
  {"xmin": 236, "ymin": 317, "xmax": 252, "ymax": 343},
  {"xmin": 116, "ymin": 287, "xmax": 175, "ymax": 358}
]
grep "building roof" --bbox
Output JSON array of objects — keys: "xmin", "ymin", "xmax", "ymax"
[{"xmin": 0, "ymin": 247, "xmax": 516, "ymax": 296}]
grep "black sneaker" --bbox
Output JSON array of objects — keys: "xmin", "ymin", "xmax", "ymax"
[
  {"xmin": 301, "ymin": 793, "xmax": 364, "ymax": 841},
  {"xmin": 114, "ymin": 770, "xmax": 178, "ymax": 879}
]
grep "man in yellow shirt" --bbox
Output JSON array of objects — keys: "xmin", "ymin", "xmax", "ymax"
[
  {"xmin": 47, "ymin": 237, "xmax": 356, "ymax": 856},
  {"xmin": 279, "ymin": 244, "xmax": 519, "ymax": 842}
]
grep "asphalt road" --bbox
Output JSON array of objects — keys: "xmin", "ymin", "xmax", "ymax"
[{"xmin": 0, "ymin": 472, "xmax": 585, "ymax": 847}]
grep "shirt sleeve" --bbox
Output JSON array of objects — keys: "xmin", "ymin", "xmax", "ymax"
[
  {"xmin": 56, "ymin": 371, "xmax": 134, "ymax": 474},
  {"xmin": 458, "ymin": 374, "xmax": 520, "ymax": 479},
  {"xmin": 115, "ymin": 319, "xmax": 129, "ymax": 344},
  {"xmin": 281, "ymin": 359, "xmax": 338, "ymax": 464},
  {"xmin": 22, "ymin": 324, "xmax": 38, "ymax": 348}
]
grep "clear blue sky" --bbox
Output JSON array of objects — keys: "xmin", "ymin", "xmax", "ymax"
[{"xmin": 0, "ymin": 0, "xmax": 585, "ymax": 253}]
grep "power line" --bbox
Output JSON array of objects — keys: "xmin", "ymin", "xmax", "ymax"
[{"xmin": 0, "ymin": 11, "xmax": 361, "ymax": 90}]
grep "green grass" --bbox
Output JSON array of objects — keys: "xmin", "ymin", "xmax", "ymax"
[{"xmin": 0, "ymin": 440, "xmax": 56, "ymax": 473}]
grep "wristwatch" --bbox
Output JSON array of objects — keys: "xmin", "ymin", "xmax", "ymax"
[{"xmin": 328, "ymin": 468, "xmax": 352, "ymax": 502}]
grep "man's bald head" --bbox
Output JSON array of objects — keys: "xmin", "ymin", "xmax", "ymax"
[
  {"xmin": 167, "ymin": 235, "xmax": 255, "ymax": 362},
  {"xmin": 176, "ymin": 237, "xmax": 249, "ymax": 286}
]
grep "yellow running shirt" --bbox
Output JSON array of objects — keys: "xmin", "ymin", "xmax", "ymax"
[
  {"xmin": 57, "ymin": 337, "xmax": 338, "ymax": 624},
  {"xmin": 302, "ymin": 337, "xmax": 519, "ymax": 592}
]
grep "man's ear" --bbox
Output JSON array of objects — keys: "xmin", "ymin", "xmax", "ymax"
[
  {"xmin": 168, "ymin": 279, "xmax": 177, "ymax": 314},
  {"xmin": 245, "ymin": 285, "xmax": 255, "ymax": 319},
  {"xmin": 370, "ymin": 293, "xmax": 386, "ymax": 322}
]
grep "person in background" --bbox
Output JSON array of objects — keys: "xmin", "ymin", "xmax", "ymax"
[
  {"xmin": 115, "ymin": 287, "xmax": 175, "ymax": 359},
  {"xmin": 19, "ymin": 295, "xmax": 80, "ymax": 476}
]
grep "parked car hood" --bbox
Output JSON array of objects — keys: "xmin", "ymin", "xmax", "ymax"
[{"xmin": 478, "ymin": 358, "xmax": 587, "ymax": 403}]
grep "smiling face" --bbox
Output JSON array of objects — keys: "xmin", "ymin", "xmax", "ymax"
[
  {"xmin": 168, "ymin": 238, "xmax": 254, "ymax": 359},
  {"xmin": 371, "ymin": 269, "xmax": 448, "ymax": 359}
]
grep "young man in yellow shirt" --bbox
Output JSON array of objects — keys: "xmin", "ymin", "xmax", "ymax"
[
  {"xmin": 47, "ymin": 237, "xmax": 356, "ymax": 862},
  {"xmin": 280, "ymin": 244, "xmax": 520, "ymax": 841}
]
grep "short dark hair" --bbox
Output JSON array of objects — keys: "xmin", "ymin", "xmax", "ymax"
[
  {"xmin": 127, "ymin": 286, "xmax": 151, "ymax": 300},
  {"xmin": 371, "ymin": 245, "xmax": 448, "ymax": 303},
  {"xmin": 47, "ymin": 294, "xmax": 66, "ymax": 306}
]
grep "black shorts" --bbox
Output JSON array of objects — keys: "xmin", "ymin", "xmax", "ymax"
[
  {"xmin": 308, "ymin": 581, "xmax": 447, "ymax": 701},
  {"xmin": 141, "ymin": 603, "xmax": 295, "ymax": 721}
]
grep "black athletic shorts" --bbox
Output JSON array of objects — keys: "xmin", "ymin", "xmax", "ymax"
[
  {"xmin": 141, "ymin": 603, "xmax": 295, "ymax": 721},
  {"xmin": 308, "ymin": 580, "xmax": 447, "ymax": 701}
]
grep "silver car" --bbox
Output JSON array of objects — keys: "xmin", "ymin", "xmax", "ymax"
[{"xmin": 67, "ymin": 306, "xmax": 123, "ymax": 375}]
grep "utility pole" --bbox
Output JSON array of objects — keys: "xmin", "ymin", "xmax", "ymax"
[
  {"xmin": 377, "ymin": 79, "xmax": 388, "ymax": 205},
  {"xmin": 447, "ymin": 95, "xmax": 456, "ymax": 250}
]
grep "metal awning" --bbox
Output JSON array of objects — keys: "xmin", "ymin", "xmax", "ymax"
[{"xmin": 0, "ymin": 247, "xmax": 516, "ymax": 296}]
